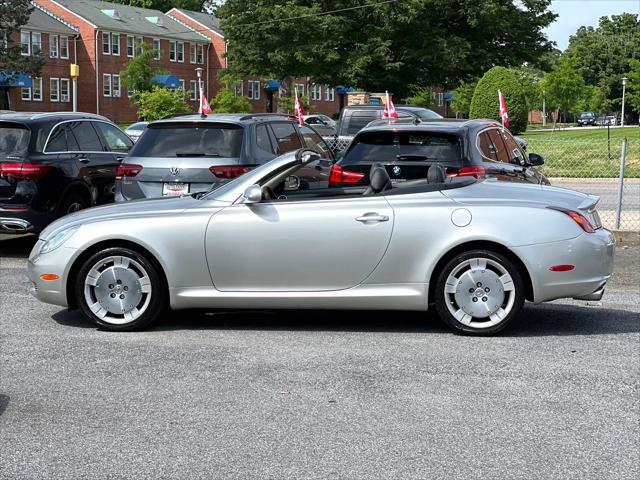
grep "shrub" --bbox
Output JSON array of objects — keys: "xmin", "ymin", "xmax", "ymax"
[
  {"xmin": 405, "ymin": 87, "xmax": 435, "ymax": 108},
  {"xmin": 469, "ymin": 67, "xmax": 528, "ymax": 133},
  {"xmin": 134, "ymin": 86, "xmax": 191, "ymax": 121},
  {"xmin": 211, "ymin": 87, "xmax": 252, "ymax": 113}
]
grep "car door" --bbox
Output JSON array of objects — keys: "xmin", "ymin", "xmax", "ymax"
[
  {"xmin": 498, "ymin": 129, "xmax": 541, "ymax": 184},
  {"xmin": 67, "ymin": 120, "xmax": 120, "ymax": 204},
  {"xmin": 205, "ymin": 195, "xmax": 394, "ymax": 292},
  {"xmin": 93, "ymin": 121, "xmax": 134, "ymax": 196},
  {"xmin": 482, "ymin": 129, "xmax": 523, "ymax": 182}
]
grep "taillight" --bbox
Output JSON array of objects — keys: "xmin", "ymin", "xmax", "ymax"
[
  {"xmin": 456, "ymin": 166, "xmax": 486, "ymax": 178},
  {"xmin": 209, "ymin": 166, "xmax": 250, "ymax": 179},
  {"xmin": 547, "ymin": 206, "xmax": 595, "ymax": 233},
  {"xmin": 328, "ymin": 164, "xmax": 366, "ymax": 186},
  {"xmin": 0, "ymin": 162, "xmax": 51, "ymax": 180},
  {"xmin": 115, "ymin": 164, "xmax": 143, "ymax": 180}
]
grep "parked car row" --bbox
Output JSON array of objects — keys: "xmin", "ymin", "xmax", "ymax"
[{"xmin": 576, "ymin": 111, "xmax": 620, "ymax": 127}]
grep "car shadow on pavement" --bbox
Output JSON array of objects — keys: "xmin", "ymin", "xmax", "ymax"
[
  {"xmin": 51, "ymin": 303, "xmax": 639, "ymax": 336},
  {"xmin": 0, "ymin": 234, "xmax": 38, "ymax": 258},
  {"xmin": 0, "ymin": 394, "xmax": 9, "ymax": 417}
]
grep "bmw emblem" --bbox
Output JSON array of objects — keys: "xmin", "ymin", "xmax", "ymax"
[
  {"xmin": 169, "ymin": 166, "xmax": 181, "ymax": 176},
  {"xmin": 392, "ymin": 165, "xmax": 402, "ymax": 176}
]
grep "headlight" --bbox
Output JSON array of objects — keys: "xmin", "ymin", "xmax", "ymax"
[{"xmin": 40, "ymin": 227, "xmax": 79, "ymax": 254}]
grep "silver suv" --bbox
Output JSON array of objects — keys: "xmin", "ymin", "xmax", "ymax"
[{"xmin": 115, "ymin": 113, "xmax": 334, "ymax": 201}]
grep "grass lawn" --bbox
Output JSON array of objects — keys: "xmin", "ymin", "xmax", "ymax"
[{"xmin": 520, "ymin": 127, "xmax": 640, "ymax": 178}]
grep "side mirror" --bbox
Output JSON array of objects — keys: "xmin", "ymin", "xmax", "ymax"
[
  {"xmin": 242, "ymin": 184, "xmax": 262, "ymax": 204},
  {"xmin": 284, "ymin": 175, "xmax": 300, "ymax": 191},
  {"xmin": 528, "ymin": 153, "xmax": 544, "ymax": 166}
]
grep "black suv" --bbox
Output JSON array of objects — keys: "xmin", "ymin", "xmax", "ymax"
[
  {"xmin": 0, "ymin": 112, "xmax": 133, "ymax": 234},
  {"xmin": 116, "ymin": 113, "xmax": 334, "ymax": 201},
  {"xmin": 329, "ymin": 119, "xmax": 549, "ymax": 187}
]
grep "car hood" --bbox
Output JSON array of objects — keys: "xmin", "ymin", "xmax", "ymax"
[
  {"xmin": 442, "ymin": 179, "xmax": 599, "ymax": 212},
  {"xmin": 39, "ymin": 195, "xmax": 223, "ymax": 240}
]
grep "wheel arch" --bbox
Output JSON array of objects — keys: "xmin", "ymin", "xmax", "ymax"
[
  {"xmin": 66, "ymin": 239, "xmax": 170, "ymax": 310},
  {"xmin": 58, "ymin": 181, "xmax": 92, "ymax": 208},
  {"xmin": 427, "ymin": 240, "xmax": 534, "ymax": 304}
]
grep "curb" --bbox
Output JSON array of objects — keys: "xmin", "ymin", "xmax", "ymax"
[{"xmin": 613, "ymin": 230, "xmax": 640, "ymax": 246}]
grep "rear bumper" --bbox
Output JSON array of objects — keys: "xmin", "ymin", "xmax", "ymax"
[
  {"xmin": 0, "ymin": 206, "xmax": 53, "ymax": 234},
  {"xmin": 115, "ymin": 179, "xmax": 220, "ymax": 202},
  {"xmin": 513, "ymin": 229, "xmax": 615, "ymax": 303}
]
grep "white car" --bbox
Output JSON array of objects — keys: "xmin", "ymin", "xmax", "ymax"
[{"xmin": 124, "ymin": 121, "xmax": 149, "ymax": 142}]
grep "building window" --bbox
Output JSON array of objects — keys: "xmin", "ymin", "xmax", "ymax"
[
  {"xmin": 32, "ymin": 77, "xmax": 42, "ymax": 101},
  {"xmin": 311, "ymin": 84, "xmax": 321, "ymax": 101},
  {"xmin": 437, "ymin": 92, "xmax": 444, "ymax": 107},
  {"xmin": 196, "ymin": 44, "xmax": 204, "ymax": 64},
  {"xmin": 295, "ymin": 83, "xmax": 305, "ymax": 96},
  {"xmin": 190, "ymin": 43, "xmax": 196, "ymax": 63},
  {"xmin": 50, "ymin": 78, "xmax": 59, "ymax": 102},
  {"xmin": 127, "ymin": 35, "xmax": 134, "ymax": 57},
  {"xmin": 31, "ymin": 32, "xmax": 41, "ymax": 55},
  {"xmin": 21, "ymin": 31, "xmax": 30, "ymax": 55},
  {"xmin": 50, "ymin": 34, "xmax": 59, "ymax": 58},
  {"xmin": 247, "ymin": 80, "xmax": 260, "ymax": 100},
  {"xmin": 102, "ymin": 32, "xmax": 110, "ymax": 55},
  {"xmin": 169, "ymin": 40, "xmax": 176, "ymax": 61},
  {"xmin": 234, "ymin": 81, "xmax": 243, "ymax": 97},
  {"xmin": 190, "ymin": 80, "xmax": 198, "ymax": 100},
  {"xmin": 60, "ymin": 36, "xmax": 69, "ymax": 58},
  {"xmin": 153, "ymin": 38, "xmax": 160, "ymax": 60},
  {"xmin": 112, "ymin": 74, "xmax": 121, "ymax": 97},
  {"xmin": 179, "ymin": 79, "xmax": 185, "ymax": 91},
  {"xmin": 60, "ymin": 78, "xmax": 70, "ymax": 102},
  {"xmin": 111, "ymin": 33, "xmax": 119, "ymax": 55},
  {"xmin": 177, "ymin": 42, "xmax": 184, "ymax": 62},
  {"xmin": 21, "ymin": 87, "xmax": 31, "ymax": 101},
  {"xmin": 103, "ymin": 74, "xmax": 111, "ymax": 97},
  {"xmin": 135, "ymin": 37, "xmax": 143, "ymax": 56},
  {"xmin": 324, "ymin": 85, "xmax": 335, "ymax": 102}
]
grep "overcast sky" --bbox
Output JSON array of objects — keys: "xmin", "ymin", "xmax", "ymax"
[{"xmin": 544, "ymin": 0, "xmax": 640, "ymax": 50}]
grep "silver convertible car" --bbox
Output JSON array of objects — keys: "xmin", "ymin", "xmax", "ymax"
[{"xmin": 27, "ymin": 149, "xmax": 615, "ymax": 335}]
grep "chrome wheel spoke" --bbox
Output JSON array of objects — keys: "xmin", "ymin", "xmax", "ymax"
[
  {"xmin": 489, "ymin": 308, "xmax": 508, "ymax": 323},
  {"xmin": 499, "ymin": 273, "xmax": 514, "ymax": 291},
  {"xmin": 89, "ymin": 301, "xmax": 108, "ymax": 319},
  {"xmin": 444, "ymin": 277, "xmax": 459, "ymax": 294},
  {"xmin": 139, "ymin": 276, "xmax": 152, "ymax": 293},
  {"xmin": 454, "ymin": 308, "xmax": 473, "ymax": 326}
]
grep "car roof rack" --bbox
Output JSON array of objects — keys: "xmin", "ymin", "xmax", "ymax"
[{"xmin": 238, "ymin": 113, "xmax": 293, "ymax": 121}]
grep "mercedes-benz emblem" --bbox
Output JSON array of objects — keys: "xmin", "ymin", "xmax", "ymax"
[
  {"xmin": 392, "ymin": 166, "xmax": 402, "ymax": 176},
  {"xmin": 169, "ymin": 166, "xmax": 181, "ymax": 176}
]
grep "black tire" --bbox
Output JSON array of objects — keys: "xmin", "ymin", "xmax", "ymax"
[
  {"xmin": 434, "ymin": 249, "xmax": 525, "ymax": 335},
  {"xmin": 75, "ymin": 247, "xmax": 167, "ymax": 331},
  {"xmin": 57, "ymin": 192, "xmax": 88, "ymax": 217}
]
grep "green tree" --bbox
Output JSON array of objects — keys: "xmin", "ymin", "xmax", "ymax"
[
  {"xmin": 211, "ymin": 87, "xmax": 252, "ymax": 113},
  {"xmin": 120, "ymin": 43, "xmax": 165, "ymax": 96},
  {"xmin": 218, "ymin": 0, "xmax": 557, "ymax": 96},
  {"xmin": 0, "ymin": 0, "xmax": 46, "ymax": 76},
  {"xmin": 566, "ymin": 13, "xmax": 639, "ymax": 112},
  {"xmin": 110, "ymin": 0, "xmax": 208, "ymax": 12},
  {"xmin": 450, "ymin": 81, "xmax": 476, "ymax": 118},
  {"xmin": 469, "ymin": 67, "xmax": 528, "ymax": 133},
  {"xmin": 134, "ymin": 86, "xmax": 192, "ymax": 121},
  {"xmin": 543, "ymin": 55, "xmax": 587, "ymax": 121},
  {"xmin": 625, "ymin": 59, "xmax": 640, "ymax": 115},
  {"xmin": 277, "ymin": 91, "xmax": 312, "ymax": 114},
  {"xmin": 405, "ymin": 87, "xmax": 435, "ymax": 108}
]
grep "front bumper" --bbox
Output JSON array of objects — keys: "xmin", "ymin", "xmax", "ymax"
[
  {"xmin": 26, "ymin": 242, "xmax": 80, "ymax": 308},
  {"xmin": 513, "ymin": 229, "xmax": 615, "ymax": 303}
]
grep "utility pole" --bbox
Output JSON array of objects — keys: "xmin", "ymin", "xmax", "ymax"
[{"xmin": 621, "ymin": 77, "xmax": 627, "ymax": 127}]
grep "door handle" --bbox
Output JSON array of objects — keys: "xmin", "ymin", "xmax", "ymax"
[
  {"xmin": 355, "ymin": 213, "xmax": 389, "ymax": 223},
  {"xmin": 78, "ymin": 157, "xmax": 90, "ymax": 164}
]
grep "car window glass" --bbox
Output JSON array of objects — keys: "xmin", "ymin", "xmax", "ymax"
[
  {"xmin": 69, "ymin": 121, "xmax": 104, "ymax": 152},
  {"xmin": 486, "ymin": 129, "xmax": 509, "ymax": 163},
  {"xmin": 305, "ymin": 117, "xmax": 320, "ymax": 125},
  {"xmin": 299, "ymin": 125, "xmax": 333, "ymax": 159},
  {"xmin": 45, "ymin": 125, "xmax": 67, "ymax": 152},
  {"xmin": 345, "ymin": 111, "xmax": 380, "ymax": 135},
  {"xmin": 256, "ymin": 124, "xmax": 276, "ymax": 155},
  {"xmin": 270, "ymin": 122, "xmax": 302, "ymax": 154},
  {"xmin": 94, "ymin": 122, "xmax": 133, "ymax": 153},
  {"xmin": 397, "ymin": 110, "xmax": 413, "ymax": 119},
  {"xmin": 500, "ymin": 130, "xmax": 525, "ymax": 164},
  {"xmin": 477, "ymin": 132, "xmax": 497, "ymax": 161}
]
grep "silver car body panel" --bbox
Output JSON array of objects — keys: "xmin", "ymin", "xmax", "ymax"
[{"xmin": 28, "ymin": 151, "xmax": 615, "ymax": 312}]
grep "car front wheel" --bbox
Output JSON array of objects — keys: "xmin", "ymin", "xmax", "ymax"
[
  {"xmin": 434, "ymin": 250, "xmax": 525, "ymax": 335},
  {"xmin": 75, "ymin": 247, "xmax": 166, "ymax": 331}
]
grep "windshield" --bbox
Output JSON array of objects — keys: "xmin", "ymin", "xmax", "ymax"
[
  {"xmin": 580, "ymin": 112, "xmax": 595, "ymax": 118},
  {"xmin": 130, "ymin": 123, "xmax": 243, "ymax": 158},
  {"xmin": 344, "ymin": 131, "xmax": 461, "ymax": 163},
  {"xmin": 0, "ymin": 123, "xmax": 30, "ymax": 158},
  {"xmin": 414, "ymin": 109, "xmax": 444, "ymax": 120}
]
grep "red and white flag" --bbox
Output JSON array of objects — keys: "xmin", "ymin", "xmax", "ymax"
[
  {"xmin": 382, "ymin": 90, "xmax": 398, "ymax": 119},
  {"xmin": 198, "ymin": 81, "xmax": 212, "ymax": 115},
  {"xmin": 498, "ymin": 89, "xmax": 509, "ymax": 128},
  {"xmin": 293, "ymin": 87, "xmax": 305, "ymax": 126}
]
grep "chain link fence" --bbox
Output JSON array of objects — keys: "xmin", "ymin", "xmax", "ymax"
[{"xmin": 324, "ymin": 132, "xmax": 639, "ymax": 231}]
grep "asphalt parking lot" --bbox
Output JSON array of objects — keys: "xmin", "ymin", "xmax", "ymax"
[{"xmin": 1, "ymin": 234, "xmax": 638, "ymax": 479}]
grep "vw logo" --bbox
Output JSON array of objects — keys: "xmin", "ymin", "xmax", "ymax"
[
  {"xmin": 169, "ymin": 166, "xmax": 181, "ymax": 176},
  {"xmin": 392, "ymin": 166, "xmax": 402, "ymax": 176}
]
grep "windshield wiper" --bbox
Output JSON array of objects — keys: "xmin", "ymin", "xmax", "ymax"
[
  {"xmin": 396, "ymin": 154, "xmax": 434, "ymax": 161},
  {"xmin": 175, "ymin": 152, "xmax": 221, "ymax": 157}
]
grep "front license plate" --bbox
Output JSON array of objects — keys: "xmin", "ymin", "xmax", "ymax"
[{"xmin": 162, "ymin": 182, "xmax": 190, "ymax": 196}]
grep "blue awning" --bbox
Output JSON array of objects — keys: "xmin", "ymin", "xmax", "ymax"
[
  {"xmin": 264, "ymin": 80, "xmax": 280, "ymax": 91},
  {"xmin": 336, "ymin": 86, "xmax": 355, "ymax": 95},
  {"xmin": 0, "ymin": 72, "xmax": 33, "ymax": 88},
  {"xmin": 151, "ymin": 74, "xmax": 181, "ymax": 88},
  {"xmin": 443, "ymin": 91, "xmax": 453, "ymax": 101}
]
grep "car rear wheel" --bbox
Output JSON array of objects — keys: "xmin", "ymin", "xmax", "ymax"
[
  {"xmin": 434, "ymin": 250, "xmax": 524, "ymax": 335},
  {"xmin": 75, "ymin": 247, "xmax": 166, "ymax": 331},
  {"xmin": 57, "ymin": 192, "xmax": 87, "ymax": 216}
]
